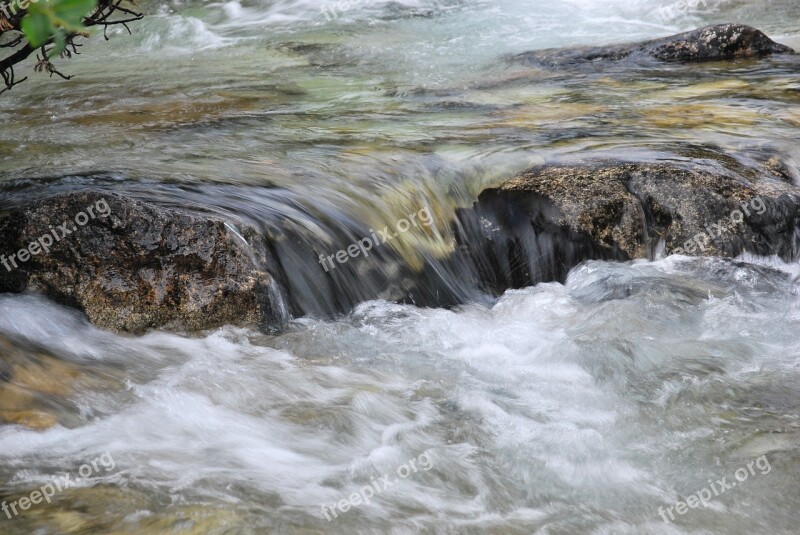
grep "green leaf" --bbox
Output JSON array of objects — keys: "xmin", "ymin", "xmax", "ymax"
[
  {"xmin": 21, "ymin": 12, "xmax": 54, "ymax": 48},
  {"xmin": 51, "ymin": 28, "xmax": 67, "ymax": 56},
  {"xmin": 21, "ymin": 1, "xmax": 98, "ymax": 51},
  {"xmin": 52, "ymin": 0, "xmax": 98, "ymax": 26}
]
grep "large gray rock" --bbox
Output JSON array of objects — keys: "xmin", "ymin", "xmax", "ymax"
[
  {"xmin": 513, "ymin": 24, "xmax": 795, "ymax": 67},
  {"xmin": 0, "ymin": 192, "xmax": 281, "ymax": 333},
  {"xmin": 457, "ymin": 161, "xmax": 800, "ymax": 292}
]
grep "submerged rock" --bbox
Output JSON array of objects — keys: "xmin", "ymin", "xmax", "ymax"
[
  {"xmin": 2, "ymin": 485, "xmax": 255, "ymax": 534},
  {"xmin": 0, "ymin": 334, "xmax": 80, "ymax": 430},
  {"xmin": 4, "ymin": 167, "xmax": 798, "ymax": 329},
  {"xmin": 0, "ymin": 192, "xmax": 281, "ymax": 333},
  {"xmin": 457, "ymin": 161, "xmax": 800, "ymax": 292},
  {"xmin": 513, "ymin": 24, "xmax": 795, "ymax": 67}
]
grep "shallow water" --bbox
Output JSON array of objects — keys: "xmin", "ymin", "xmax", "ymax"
[
  {"xmin": 1, "ymin": 257, "xmax": 800, "ymax": 533},
  {"xmin": 1, "ymin": 0, "xmax": 800, "ymax": 533}
]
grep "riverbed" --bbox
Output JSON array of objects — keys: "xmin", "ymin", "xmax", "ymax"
[{"xmin": 1, "ymin": 1, "xmax": 800, "ymax": 533}]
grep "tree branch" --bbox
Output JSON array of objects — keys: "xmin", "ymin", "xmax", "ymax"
[{"xmin": 0, "ymin": 0, "xmax": 143, "ymax": 92}]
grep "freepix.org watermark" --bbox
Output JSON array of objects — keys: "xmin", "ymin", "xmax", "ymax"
[
  {"xmin": 672, "ymin": 196, "xmax": 766, "ymax": 255},
  {"xmin": 321, "ymin": 451, "xmax": 434, "ymax": 521},
  {"xmin": 658, "ymin": 454, "xmax": 771, "ymax": 523},
  {"xmin": 320, "ymin": 0, "xmax": 454, "ymax": 22},
  {"xmin": 0, "ymin": 197, "xmax": 111, "ymax": 273},
  {"xmin": 0, "ymin": 0, "xmax": 39, "ymax": 19},
  {"xmin": 319, "ymin": 0, "xmax": 369, "ymax": 21},
  {"xmin": 2, "ymin": 452, "xmax": 116, "ymax": 520},
  {"xmin": 657, "ymin": 0, "xmax": 714, "ymax": 23},
  {"xmin": 318, "ymin": 207, "xmax": 433, "ymax": 273}
]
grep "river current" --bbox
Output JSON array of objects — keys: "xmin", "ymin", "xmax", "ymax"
[{"xmin": 1, "ymin": 1, "xmax": 800, "ymax": 533}]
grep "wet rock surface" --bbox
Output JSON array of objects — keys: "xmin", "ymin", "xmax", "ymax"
[
  {"xmin": 0, "ymin": 192, "xmax": 280, "ymax": 333},
  {"xmin": 0, "ymin": 485, "xmax": 255, "ymax": 534},
  {"xmin": 458, "ymin": 161, "xmax": 800, "ymax": 293},
  {"xmin": 513, "ymin": 24, "xmax": 795, "ymax": 67}
]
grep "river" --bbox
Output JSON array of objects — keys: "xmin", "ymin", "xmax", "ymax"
[{"xmin": 1, "ymin": 0, "xmax": 799, "ymax": 533}]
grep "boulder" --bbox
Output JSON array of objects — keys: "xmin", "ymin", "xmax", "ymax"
[
  {"xmin": 513, "ymin": 24, "xmax": 795, "ymax": 67},
  {"xmin": 457, "ymin": 161, "xmax": 800, "ymax": 292},
  {"xmin": 0, "ymin": 192, "xmax": 281, "ymax": 333}
]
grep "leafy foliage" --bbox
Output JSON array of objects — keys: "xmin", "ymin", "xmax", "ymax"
[
  {"xmin": 21, "ymin": 0, "xmax": 98, "ymax": 54},
  {"xmin": 1, "ymin": 0, "xmax": 142, "ymax": 92}
]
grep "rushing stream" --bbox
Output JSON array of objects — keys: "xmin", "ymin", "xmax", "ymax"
[{"xmin": 1, "ymin": 0, "xmax": 800, "ymax": 533}]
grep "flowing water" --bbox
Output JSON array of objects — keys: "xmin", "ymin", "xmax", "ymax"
[{"xmin": 1, "ymin": 0, "xmax": 800, "ymax": 533}]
